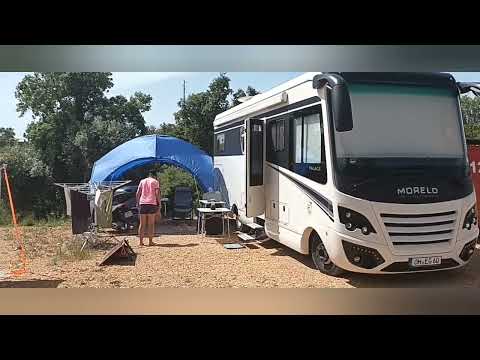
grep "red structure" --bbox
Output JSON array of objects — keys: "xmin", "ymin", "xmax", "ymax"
[{"xmin": 467, "ymin": 141, "xmax": 480, "ymax": 211}]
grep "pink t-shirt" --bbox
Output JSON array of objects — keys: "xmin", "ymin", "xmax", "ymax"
[{"xmin": 138, "ymin": 177, "xmax": 160, "ymax": 205}]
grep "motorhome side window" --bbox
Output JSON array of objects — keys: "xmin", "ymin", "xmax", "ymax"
[
  {"xmin": 269, "ymin": 119, "xmax": 285, "ymax": 152},
  {"xmin": 304, "ymin": 114, "xmax": 322, "ymax": 163},
  {"xmin": 292, "ymin": 108, "xmax": 327, "ymax": 184},
  {"xmin": 271, "ymin": 123, "xmax": 277, "ymax": 150},
  {"xmin": 294, "ymin": 117, "xmax": 303, "ymax": 163},
  {"xmin": 276, "ymin": 120, "xmax": 285, "ymax": 151},
  {"xmin": 216, "ymin": 133, "xmax": 225, "ymax": 153},
  {"xmin": 267, "ymin": 118, "xmax": 289, "ymax": 167}
]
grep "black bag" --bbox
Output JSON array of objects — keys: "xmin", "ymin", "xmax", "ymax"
[{"xmin": 205, "ymin": 216, "xmax": 223, "ymax": 235}]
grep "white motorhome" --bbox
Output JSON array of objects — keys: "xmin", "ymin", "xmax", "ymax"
[{"xmin": 213, "ymin": 72, "xmax": 480, "ymax": 275}]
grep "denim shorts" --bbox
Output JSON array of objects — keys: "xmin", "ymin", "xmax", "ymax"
[{"xmin": 139, "ymin": 204, "xmax": 159, "ymax": 214}]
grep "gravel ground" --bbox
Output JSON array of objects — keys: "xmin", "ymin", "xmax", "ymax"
[{"xmin": 1, "ymin": 221, "xmax": 479, "ymax": 288}]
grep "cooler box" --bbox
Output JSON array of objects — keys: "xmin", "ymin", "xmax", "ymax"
[{"xmin": 205, "ymin": 217, "xmax": 223, "ymax": 235}]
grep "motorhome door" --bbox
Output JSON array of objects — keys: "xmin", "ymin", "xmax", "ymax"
[{"xmin": 245, "ymin": 118, "xmax": 265, "ymax": 217}]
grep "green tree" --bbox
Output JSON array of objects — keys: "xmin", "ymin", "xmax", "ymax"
[
  {"xmin": 156, "ymin": 165, "xmax": 199, "ymax": 202},
  {"xmin": 16, "ymin": 73, "xmax": 152, "ymax": 182},
  {"xmin": 174, "ymin": 73, "xmax": 232, "ymax": 155},
  {"xmin": 246, "ymin": 86, "xmax": 260, "ymax": 97},
  {"xmin": 147, "ymin": 123, "xmax": 179, "ymax": 137},
  {"xmin": 0, "ymin": 127, "xmax": 16, "ymax": 148},
  {"xmin": 232, "ymin": 89, "xmax": 247, "ymax": 107},
  {"xmin": 461, "ymin": 95, "xmax": 480, "ymax": 140},
  {"xmin": 232, "ymin": 86, "xmax": 260, "ymax": 107},
  {"xmin": 0, "ymin": 141, "xmax": 53, "ymax": 220}
]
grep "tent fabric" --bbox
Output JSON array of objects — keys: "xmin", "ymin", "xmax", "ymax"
[{"xmin": 89, "ymin": 135, "xmax": 214, "ymax": 192}]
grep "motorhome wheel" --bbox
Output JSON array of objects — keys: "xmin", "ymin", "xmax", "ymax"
[{"xmin": 310, "ymin": 232, "xmax": 345, "ymax": 277}]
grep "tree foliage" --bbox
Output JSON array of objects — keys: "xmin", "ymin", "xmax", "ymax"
[
  {"xmin": 0, "ymin": 142, "xmax": 53, "ymax": 220},
  {"xmin": 172, "ymin": 74, "xmax": 260, "ymax": 155},
  {"xmin": 147, "ymin": 123, "xmax": 179, "ymax": 138},
  {"xmin": 460, "ymin": 95, "xmax": 480, "ymax": 124},
  {"xmin": 461, "ymin": 95, "xmax": 480, "ymax": 140},
  {"xmin": 16, "ymin": 73, "xmax": 152, "ymax": 182},
  {"xmin": 0, "ymin": 127, "xmax": 16, "ymax": 148},
  {"xmin": 232, "ymin": 86, "xmax": 260, "ymax": 107},
  {"xmin": 173, "ymin": 73, "xmax": 232, "ymax": 155},
  {"xmin": 156, "ymin": 165, "xmax": 199, "ymax": 202}
]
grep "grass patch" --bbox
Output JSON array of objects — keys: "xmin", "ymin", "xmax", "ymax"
[
  {"xmin": 51, "ymin": 236, "xmax": 92, "ymax": 265},
  {"xmin": 0, "ymin": 209, "xmax": 69, "ymax": 228},
  {"xmin": 0, "ymin": 203, "xmax": 11, "ymax": 226},
  {"xmin": 21, "ymin": 214, "xmax": 36, "ymax": 227},
  {"xmin": 21, "ymin": 216, "xmax": 69, "ymax": 228}
]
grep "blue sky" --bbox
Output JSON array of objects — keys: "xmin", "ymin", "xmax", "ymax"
[{"xmin": 0, "ymin": 72, "xmax": 478, "ymax": 139}]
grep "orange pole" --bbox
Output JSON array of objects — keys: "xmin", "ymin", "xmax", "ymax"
[{"xmin": 2, "ymin": 166, "xmax": 27, "ymax": 276}]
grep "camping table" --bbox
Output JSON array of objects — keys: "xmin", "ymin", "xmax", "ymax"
[
  {"xmin": 160, "ymin": 197, "xmax": 169, "ymax": 216},
  {"xmin": 197, "ymin": 207, "xmax": 231, "ymax": 237}
]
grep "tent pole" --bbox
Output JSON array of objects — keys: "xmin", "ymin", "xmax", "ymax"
[{"xmin": 193, "ymin": 177, "xmax": 200, "ymax": 208}]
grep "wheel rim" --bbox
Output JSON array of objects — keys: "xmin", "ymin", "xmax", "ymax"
[{"xmin": 313, "ymin": 238, "xmax": 333, "ymax": 270}]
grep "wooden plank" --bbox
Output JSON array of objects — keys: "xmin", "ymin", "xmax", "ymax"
[{"xmin": 97, "ymin": 240, "xmax": 136, "ymax": 266}]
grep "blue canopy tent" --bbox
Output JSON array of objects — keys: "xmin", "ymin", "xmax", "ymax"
[{"xmin": 89, "ymin": 135, "xmax": 214, "ymax": 192}]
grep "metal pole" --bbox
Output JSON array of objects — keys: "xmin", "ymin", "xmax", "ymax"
[
  {"xmin": 2, "ymin": 164, "xmax": 27, "ymax": 276},
  {"xmin": 183, "ymin": 80, "xmax": 186, "ymax": 104}
]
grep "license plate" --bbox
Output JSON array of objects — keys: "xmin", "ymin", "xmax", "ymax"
[
  {"xmin": 124, "ymin": 211, "xmax": 133, "ymax": 218},
  {"xmin": 409, "ymin": 256, "xmax": 442, "ymax": 267}
]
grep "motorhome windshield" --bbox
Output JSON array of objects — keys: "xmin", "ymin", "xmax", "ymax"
[{"xmin": 334, "ymin": 83, "xmax": 467, "ymax": 178}]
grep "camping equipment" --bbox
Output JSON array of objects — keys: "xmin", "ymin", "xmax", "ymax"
[{"xmin": 172, "ymin": 186, "xmax": 194, "ymax": 220}]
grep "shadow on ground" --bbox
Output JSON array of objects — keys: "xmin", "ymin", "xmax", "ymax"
[
  {"xmin": 258, "ymin": 239, "xmax": 318, "ymax": 270},
  {"xmin": 0, "ymin": 279, "xmax": 64, "ymax": 288},
  {"xmin": 148, "ymin": 243, "xmax": 198, "ymax": 248},
  {"xmin": 210, "ymin": 234, "xmax": 244, "ymax": 246},
  {"xmin": 342, "ymin": 251, "xmax": 480, "ymax": 288},
  {"xmin": 258, "ymin": 239, "xmax": 480, "ymax": 288},
  {"xmin": 109, "ymin": 220, "xmax": 198, "ymax": 236}
]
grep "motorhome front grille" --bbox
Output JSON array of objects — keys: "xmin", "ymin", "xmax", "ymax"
[{"xmin": 380, "ymin": 211, "xmax": 457, "ymax": 246}]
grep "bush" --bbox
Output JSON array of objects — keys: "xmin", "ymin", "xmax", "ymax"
[
  {"xmin": 20, "ymin": 213, "xmax": 36, "ymax": 226},
  {"xmin": 52, "ymin": 236, "xmax": 92, "ymax": 265},
  {"xmin": 0, "ymin": 202, "xmax": 11, "ymax": 226},
  {"xmin": 465, "ymin": 123, "xmax": 480, "ymax": 141},
  {"xmin": 156, "ymin": 165, "xmax": 202, "ymax": 204},
  {"xmin": 0, "ymin": 142, "xmax": 55, "ymax": 220}
]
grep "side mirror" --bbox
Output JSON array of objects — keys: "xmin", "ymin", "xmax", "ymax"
[
  {"xmin": 331, "ymin": 84, "xmax": 353, "ymax": 132},
  {"xmin": 458, "ymin": 82, "xmax": 480, "ymax": 97},
  {"xmin": 312, "ymin": 73, "xmax": 353, "ymax": 132}
]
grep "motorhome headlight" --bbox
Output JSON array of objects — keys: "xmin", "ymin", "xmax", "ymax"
[
  {"xmin": 462, "ymin": 205, "xmax": 477, "ymax": 230},
  {"xmin": 338, "ymin": 206, "xmax": 376, "ymax": 234}
]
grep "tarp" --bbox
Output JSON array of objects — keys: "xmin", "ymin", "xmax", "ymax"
[{"xmin": 89, "ymin": 135, "xmax": 214, "ymax": 192}]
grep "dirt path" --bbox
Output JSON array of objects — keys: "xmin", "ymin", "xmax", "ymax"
[{"xmin": 0, "ymin": 222, "xmax": 479, "ymax": 288}]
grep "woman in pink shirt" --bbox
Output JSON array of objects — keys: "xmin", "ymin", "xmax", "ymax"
[{"xmin": 136, "ymin": 172, "xmax": 161, "ymax": 246}]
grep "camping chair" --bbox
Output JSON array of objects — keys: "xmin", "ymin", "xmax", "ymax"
[{"xmin": 172, "ymin": 186, "xmax": 194, "ymax": 220}]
